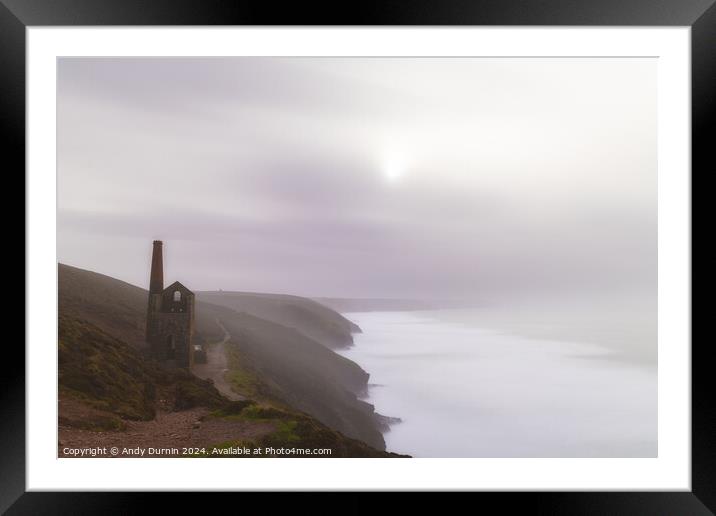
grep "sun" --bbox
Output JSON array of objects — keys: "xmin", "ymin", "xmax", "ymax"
[{"xmin": 382, "ymin": 155, "xmax": 406, "ymax": 184}]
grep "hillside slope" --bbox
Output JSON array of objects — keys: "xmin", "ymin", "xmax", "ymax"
[
  {"xmin": 59, "ymin": 264, "xmax": 149, "ymax": 348},
  {"xmin": 197, "ymin": 291, "xmax": 361, "ymax": 349},
  {"xmin": 59, "ymin": 313, "xmax": 229, "ymax": 428},
  {"xmin": 58, "ymin": 264, "xmax": 389, "ymax": 453},
  {"xmin": 58, "ymin": 313, "xmax": 397, "ymax": 457},
  {"xmin": 195, "ymin": 302, "xmax": 384, "ymax": 449}
]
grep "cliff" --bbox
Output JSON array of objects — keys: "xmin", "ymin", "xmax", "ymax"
[
  {"xmin": 57, "ymin": 264, "xmax": 393, "ymax": 455},
  {"xmin": 197, "ymin": 290, "xmax": 362, "ymax": 349}
]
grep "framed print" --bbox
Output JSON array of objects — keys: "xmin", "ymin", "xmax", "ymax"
[{"xmin": 6, "ymin": 0, "xmax": 712, "ymax": 512}]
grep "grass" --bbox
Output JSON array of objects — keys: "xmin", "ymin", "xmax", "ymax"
[
  {"xmin": 57, "ymin": 265, "xmax": 404, "ymax": 456},
  {"xmin": 203, "ymin": 402, "xmax": 404, "ymax": 458},
  {"xmin": 267, "ymin": 420, "xmax": 300, "ymax": 444},
  {"xmin": 59, "ymin": 314, "xmax": 227, "ymax": 426},
  {"xmin": 224, "ymin": 344, "xmax": 264, "ymax": 399},
  {"xmin": 222, "ymin": 339, "xmax": 296, "ymax": 413},
  {"xmin": 59, "ymin": 315, "xmax": 157, "ymax": 420},
  {"xmin": 226, "ymin": 369, "xmax": 260, "ymax": 398}
]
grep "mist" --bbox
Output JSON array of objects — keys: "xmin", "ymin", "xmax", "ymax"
[
  {"xmin": 57, "ymin": 57, "xmax": 656, "ymax": 302},
  {"xmin": 340, "ymin": 310, "xmax": 656, "ymax": 457}
]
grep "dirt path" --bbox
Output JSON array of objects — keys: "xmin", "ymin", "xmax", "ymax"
[
  {"xmin": 192, "ymin": 319, "xmax": 245, "ymax": 401},
  {"xmin": 58, "ymin": 407, "xmax": 275, "ymax": 457}
]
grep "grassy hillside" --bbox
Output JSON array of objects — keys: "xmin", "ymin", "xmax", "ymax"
[
  {"xmin": 194, "ymin": 303, "xmax": 384, "ymax": 449},
  {"xmin": 58, "ymin": 313, "xmax": 399, "ymax": 457},
  {"xmin": 58, "ymin": 313, "xmax": 227, "ymax": 428},
  {"xmin": 57, "ymin": 263, "xmax": 390, "ymax": 453},
  {"xmin": 197, "ymin": 291, "xmax": 361, "ymax": 349},
  {"xmin": 59, "ymin": 264, "xmax": 149, "ymax": 348},
  {"xmin": 191, "ymin": 296, "xmax": 385, "ymax": 449},
  {"xmin": 204, "ymin": 402, "xmax": 396, "ymax": 457}
]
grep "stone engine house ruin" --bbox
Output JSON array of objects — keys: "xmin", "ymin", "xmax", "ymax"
[{"xmin": 146, "ymin": 240, "xmax": 195, "ymax": 368}]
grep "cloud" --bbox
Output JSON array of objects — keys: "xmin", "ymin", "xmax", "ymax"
[{"xmin": 57, "ymin": 57, "xmax": 656, "ymax": 300}]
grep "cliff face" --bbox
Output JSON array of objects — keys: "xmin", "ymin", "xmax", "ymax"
[
  {"xmin": 197, "ymin": 291, "xmax": 361, "ymax": 349},
  {"xmin": 195, "ymin": 301, "xmax": 384, "ymax": 449},
  {"xmin": 57, "ymin": 264, "xmax": 388, "ymax": 452}
]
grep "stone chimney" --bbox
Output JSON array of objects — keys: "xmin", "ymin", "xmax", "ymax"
[{"xmin": 149, "ymin": 240, "xmax": 164, "ymax": 294}]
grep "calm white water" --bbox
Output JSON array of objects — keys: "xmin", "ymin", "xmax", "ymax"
[{"xmin": 339, "ymin": 310, "xmax": 657, "ymax": 458}]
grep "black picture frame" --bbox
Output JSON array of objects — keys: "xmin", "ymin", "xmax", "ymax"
[{"xmin": 5, "ymin": 0, "xmax": 712, "ymax": 512}]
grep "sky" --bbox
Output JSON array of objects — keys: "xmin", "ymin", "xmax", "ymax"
[{"xmin": 57, "ymin": 57, "xmax": 656, "ymax": 301}]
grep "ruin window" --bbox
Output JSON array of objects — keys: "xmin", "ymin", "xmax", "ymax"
[
  {"xmin": 173, "ymin": 290, "xmax": 181, "ymax": 302},
  {"xmin": 166, "ymin": 335, "xmax": 175, "ymax": 359}
]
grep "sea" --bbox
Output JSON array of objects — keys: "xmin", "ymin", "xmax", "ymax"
[{"xmin": 337, "ymin": 304, "xmax": 657, "ymax": 458}]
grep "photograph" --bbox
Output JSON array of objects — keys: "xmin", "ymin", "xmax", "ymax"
[{"xmin": 56, "ymin": 56, "xmax": 658, "ymax": 459}]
